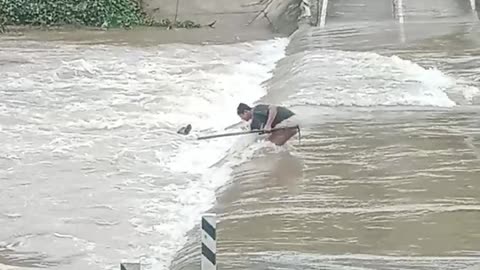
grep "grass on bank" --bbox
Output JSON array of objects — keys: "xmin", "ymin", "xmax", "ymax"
[{"xmin": 0, "ymin": 0, "xmax": 201, "ymax": 33}]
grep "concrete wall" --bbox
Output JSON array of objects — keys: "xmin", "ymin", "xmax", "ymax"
[
  {"xmin": 140, "ymin": 0, "xmax": 303, "ymax": 35},
  {"xmin": 266, "ymin": 0, "xmax": 303, "ymax": 34}
]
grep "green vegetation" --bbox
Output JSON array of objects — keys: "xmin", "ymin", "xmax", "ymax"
[
  {"xmin": 0, "ymin": 0, "xmax": 201, "ymax": 30},
  {"xmin": 0, "ymin": 14, "xmax": 5, "ymax": 33}
]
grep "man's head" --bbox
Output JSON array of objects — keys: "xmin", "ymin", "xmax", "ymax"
[{"xmin": 237, "ymin": 102, "xmax": 252, "ymax": 121}]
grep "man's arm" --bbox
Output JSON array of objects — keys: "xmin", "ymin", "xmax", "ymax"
[{"xmin": 264, "ymin": 105, "xmax": 277, "ymax": 130}]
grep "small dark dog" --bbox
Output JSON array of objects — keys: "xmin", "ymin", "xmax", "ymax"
[{"xmin": 177, "ymin": 124, "xmax": 192, "ymax": 135}]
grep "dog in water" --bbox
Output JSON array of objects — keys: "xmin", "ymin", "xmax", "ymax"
[{"xmin": 177, "ymin": 124, "xmax": 192, "ymax": 135}]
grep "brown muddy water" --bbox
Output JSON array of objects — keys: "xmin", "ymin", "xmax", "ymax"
[
  {"xmin": 171, "ymin": 1, "xmax": 480, "ymax": 270},
  {"xmin": 2, "ymin": 1, "xmax": 480, "ymax": 270}
]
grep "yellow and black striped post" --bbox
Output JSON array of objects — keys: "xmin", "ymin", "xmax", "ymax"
[{"xmin": 201, "ymin": 213, "xmax": 217, "ymax": 270}]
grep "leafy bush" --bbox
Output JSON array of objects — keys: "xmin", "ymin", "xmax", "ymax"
[
  {"xmin": 0, "ymin": 14, "xmax": 5, "ymax": 32},
  {"xmin": 0, "ymin": 0, "xmax": 198, "ymax": 29}
]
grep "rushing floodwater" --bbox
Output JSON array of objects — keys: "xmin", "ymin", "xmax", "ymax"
[
  {"xmin": 172, "ymin": 1, "xmax": 480, "ymax": 270},
  {"xmin": 2, "ymin": 1, "xmax": 480, "ymax": 270},
  {"xmin": 0, "ymin": 33, "xmax": 288, "ymax": 270}
]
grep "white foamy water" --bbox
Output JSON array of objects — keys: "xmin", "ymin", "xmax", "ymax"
[
  {"xmin": 0, "ymin": 37, "xmax": 289, "ymax": 270},
  {"xmin": 282, "ymin": 50, "xmax": 468, "ymax": 107},
  {"xmin": 270, "ymin": 49, "xmax": 480, "ymax": 108}
]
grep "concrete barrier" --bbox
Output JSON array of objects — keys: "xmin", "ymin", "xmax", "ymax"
[{"xmin": 142, "ymin": 0, "xmax": 305, "ymax": 36}]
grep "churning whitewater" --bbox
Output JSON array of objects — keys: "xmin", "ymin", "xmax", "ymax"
[
  {"xmin": 0, "ymin": 10, "xmax": 480, "ymax": 270},
  {"xmin": 0, "ymin": 37, "xmax": 288, "ymax": 270}
]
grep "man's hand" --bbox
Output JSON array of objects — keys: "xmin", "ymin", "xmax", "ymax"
[{"xmin": 263, "ymin": 124, "xmax": 272, "ymax": 132}]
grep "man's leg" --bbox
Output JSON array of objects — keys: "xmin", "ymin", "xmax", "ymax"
[
  {"xmin": 268, "ymin": 128, "xmax": 298, "ymax": 146},
  {"xmin": 267, "ymin": 115, "xmax": 300, "ymax": 146}
]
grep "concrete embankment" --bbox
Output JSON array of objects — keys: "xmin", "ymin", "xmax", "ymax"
[
  {"xmin": 139, "ymin": 0, "xmax": 307, "ymax": 42},
  {"xmin": 1, "ymin": 0, "xmax": 311, "ymax": 45}
]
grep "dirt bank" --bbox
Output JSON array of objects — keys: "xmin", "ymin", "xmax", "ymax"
[
  {"xmin": 0, "ymin": 0, "xmax": 303, "ymax": 45},
  {"xmin": 139, "ymin": 0, "xmax": 303, "ymax": 42}
]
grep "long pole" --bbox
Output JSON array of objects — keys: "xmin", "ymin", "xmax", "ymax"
[
  {"xmin": 319, "ymin": 0, "xmax": 328, "ymax": 28},
  {"xmin": 397, "ymin": 0, "xmax": 404, "ymax": 24},
  {"xmin": 174, "ymin": 0, "xmax": 180, "ymax": 27},
  {"xmin": 196, "ymin": 126, "xmax": 299, "ymax": 140}
]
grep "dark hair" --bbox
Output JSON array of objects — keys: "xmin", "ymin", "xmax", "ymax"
[{"xmin": 237, "ymin": 103, "xmax": 251, "ymax": 115}]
